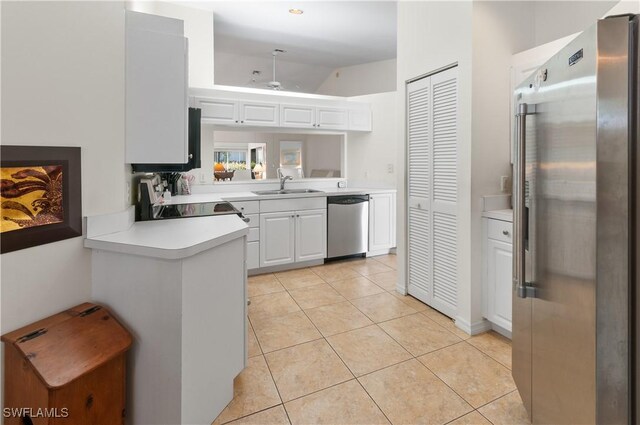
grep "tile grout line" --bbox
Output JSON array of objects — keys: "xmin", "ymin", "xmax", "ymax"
[
  {"xmin": 248, "ymin": 257, "xmax": 516, "ymax": 424},
  {"xmin": 293, "ymin": 269, "xmax": 398, "ymax": 425}
]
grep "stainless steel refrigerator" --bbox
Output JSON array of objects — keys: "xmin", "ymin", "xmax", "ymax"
[{"xmin": 512, "ymin": 14, "xmax": 639, "ymax": 424}]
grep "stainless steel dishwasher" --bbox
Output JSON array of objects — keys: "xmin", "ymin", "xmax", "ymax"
[{"xmin": 327, "ymin": 195, "xmax": 369, "ymax": 259}]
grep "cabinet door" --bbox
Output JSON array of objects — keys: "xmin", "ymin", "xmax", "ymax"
[
  {"xmin": 247, "ymin": 241, "xmax": 259, "ymax": 270},
  {"xmin": 316, "ymin": 107, "xmax": 348, "ymax": 130},
  {"xmin": 126, "ymin": 13, "xmax": 188, "ymax": 164},
  {"xmin": 295, "ymin": 209, "xmax": 327, "ymax": 262},
  {"xmin": 487, "ymin": 238, "xmax": 513, "ymax": 331},
  {"xmin": 260, "ymin": 212, "xmax": 295, "ymax": 267},
  {"xmin": 369, "ymin": 193, "xmax": 396, "ymax": 252},
  {"xmin": 280, "ymin": 104, "xmax": 316, "ymax": 128},
  {"xmin": 195, "ymin": 97, "xmax": 238, "ymax": 124},
  {"xmin": 240, "ymin": 101, "xmax": 279, "ymax": 127},
  {"xmin": 348, "ymin": 109, "xmax": 372, "ymax": 131}
]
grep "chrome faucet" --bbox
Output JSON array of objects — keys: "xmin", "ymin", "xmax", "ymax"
[{"xmin": 280, "ymin": 175, "xmax": 293, "ymax": 190}]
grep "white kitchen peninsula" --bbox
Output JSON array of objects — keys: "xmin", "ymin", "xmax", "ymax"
[{"xmin": 85, "ymin": 210, "xmax": 249, "ymax": 425}]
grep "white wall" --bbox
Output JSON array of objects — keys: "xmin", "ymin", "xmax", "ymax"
[
  {"xmin": 215, "ymin": 51, "xmax": 334, "ymax": 94},
  {"xmin": 127, "ymin": 0, "xmax": 215, "ymax": 88},
  {"xmin": 533, "ymin": 1, "xmax": 619, "ymax": 45},
  {"xmin": 1, "ymin": 0, "xmax": 127, "ymax": 332},
  {"xmin": 304, "ymin": 135, "xmax": 343, "ymax": 177},
  {"xmin": 396, "ymin": 1, "xmax": 474, "ymax": 326},
  {"xmin": 316, "ymin": 59, "xmax": 397, "ymax": 97},
  {"xmin": 347, "ymin": 91, "xmax": 398, "ymax": 188},
  {"xmin": 469, "ymin": 1, "xmax": 536, "ymax": 328},
  {"xmin": 397, "ymin": 0, "xmax": 628, "ymax": 332}
]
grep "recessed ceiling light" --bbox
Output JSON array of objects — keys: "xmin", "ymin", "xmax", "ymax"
[{"xmin": 289, "ymin": 8, "xmax": 304, "ymax": 15}]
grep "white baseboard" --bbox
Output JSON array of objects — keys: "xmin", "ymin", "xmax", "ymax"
[
  {"xmin": 247, "ymin": 259, "xmax": 324, "ymax": 276},
  {"xmin": 367, "ymin": 248, "xmax": 394, "ymax": 257},
  {"xmin": 395, "ymin": 284, "xmax": 407, "ymax": 295},
  {"xmin": 490, "ymin": 322, "xmax": 512, "ymax": 339},
  {"xmin": 455, "ymin": 316, "xmax": 492, "ymax": 336}
]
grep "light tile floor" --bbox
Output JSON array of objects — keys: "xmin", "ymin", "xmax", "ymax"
[{"xmin": 213, "ymin": 254, "xmax": 530, "ymax": 425}]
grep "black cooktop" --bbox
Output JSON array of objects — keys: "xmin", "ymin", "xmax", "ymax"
[{"xmin": 151, "ymin": 201, "xmax": 240, "ymax": 220}]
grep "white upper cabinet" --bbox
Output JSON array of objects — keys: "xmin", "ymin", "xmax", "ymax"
[
  {"xmin": 280, "ymin": 104, "xmax": 316, "ymax": 128},
  {"xmin": 280, "ymin": 105, "xmax": 349, "ymax": 130},
  {"xmin": 196, "ymin": 98, "xmax": 280, "ymax": 127},
  {"xmin": 239, "ymin": 101, "xmax": 279, "ymax": 127},
  {"xmin": 349, "ymin": 109, "xmax": 373, "ymax": 132},
  {"xmin": 126, "ymin": 11, "xmax": 188, "ymax": 164},
  {"xmin": 190, "ymin": 88, "xmax": 371, "ymax": 132},
  {"xmin": 315, "ymin": 107, "xmax": 348, "ymax": 130},
  {"xmin": 195, "ymin": 97, "xmax": 238, "ymax": 124}
]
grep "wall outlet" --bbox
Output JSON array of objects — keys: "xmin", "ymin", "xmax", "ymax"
[
  {"xmin": 500, "ymin": 175, "xmax": 511, "ymax": 192},
  {"xmin": 387, "ymin": 164, "xmax": 394, "ymax": 174},
  {"xmin": 337, "ymin": 181, "xmax": 347, "ymax": 188}
]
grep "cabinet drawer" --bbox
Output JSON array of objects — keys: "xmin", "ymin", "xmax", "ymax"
[
  {"xmin": 248, "ymin": 227, "xmax": 260, "ymax": 242},
  {"xmin": 244, "ymin": 214, "xmax": 259, "ymax": 228},
  {"xmin": 231, "ymin": 201, "xmax": 259, "ymax": 215},
  {"xmin": 247, "ymin": 241, "xmax": 259, "ymax": 270},
  {"xmin": 260, "ymin": 197, "xmax": 326, "ymax": 213},
  {"xmin": 487, "ymin": 219, "xmax": 513, "ymax": 244}
]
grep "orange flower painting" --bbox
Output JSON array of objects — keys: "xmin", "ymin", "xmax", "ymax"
[{"xmin": 0, "ymin": 166, "xmax": 64, "ymax": 233}]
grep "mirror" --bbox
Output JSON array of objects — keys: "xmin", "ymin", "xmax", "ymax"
[{"xmin": 211, "ymin": 131, "xmax": 344, "ymax": 183}]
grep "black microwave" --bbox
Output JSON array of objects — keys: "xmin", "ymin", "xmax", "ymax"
[{"xmin": 131, "ymin": 107, "xmax": 201, "ymax": 172}]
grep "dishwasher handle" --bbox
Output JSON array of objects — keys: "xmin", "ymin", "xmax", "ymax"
[{"xmin": 327, "ymin": 195, "xmax": 369, "ymax": 205}]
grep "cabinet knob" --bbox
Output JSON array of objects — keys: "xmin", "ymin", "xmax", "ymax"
[
  {"xmin": 235, "ymin": 120, "xmax": 239, "ymax": 123},
  {"xmin": 297, "ymin": 214, "xmax": 300, "ymax": 217},
  {"xmin": 241, "ymin": 120, "xmax": 244, "ymax": 124},
  {"xmin": 502, "ymin": 230, "xmax": 510, "ymax": 236},
  {"xmin": 417, "ymin": 203, "xmax": 422, "ymax": 209}
]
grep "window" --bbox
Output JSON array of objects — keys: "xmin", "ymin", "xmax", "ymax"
[{"xmin": 214, "ymin": 150, "xmax": 248, "ymax": 171}]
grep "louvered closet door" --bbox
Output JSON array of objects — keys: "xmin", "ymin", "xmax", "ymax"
[{"xmin": 407, "ymin": 66, "xmax": 458, "ymax": 319}]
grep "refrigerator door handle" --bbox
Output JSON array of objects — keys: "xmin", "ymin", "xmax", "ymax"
[{"xmin": 514, "ymin": 103, "xmax": 537, "ymax": 299}]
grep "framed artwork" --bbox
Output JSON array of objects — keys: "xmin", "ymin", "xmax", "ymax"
[
  {"xmin": 280, "ymin": 149, "xmax": 301, "ymax": 167},
  {"xmin": 0, "ymin": 146, "xmax": 82, "ymax": 254}
]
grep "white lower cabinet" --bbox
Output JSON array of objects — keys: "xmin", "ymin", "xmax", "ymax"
[
  {"xmin": 295, "ymin": 209, "xmax": 327, "ymax": 262},
  {"xmin": 260, "ymin": 209, "xmax": 327, "ymax": 267},
  {"xmin": 483, "ymin": 218, "xmax": 513, "ymax": 332},
  {"xmin": 247, "ymin": 241, "xmax": 260, "ymax": 270},
  {"xmin": 368, "ymin": 192, "xmax": 396, "ymax": 253},
  {"xmin": 260, "ymin": 212, "xmax": 296, "ymax": 267}
]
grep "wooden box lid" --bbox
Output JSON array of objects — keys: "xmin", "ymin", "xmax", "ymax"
[{"xmin": 1, "ymin": 302, "xmax": 132, "ymax": 389}]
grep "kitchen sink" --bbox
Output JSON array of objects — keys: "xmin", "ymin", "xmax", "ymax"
[{"xmin": 252, "ymin": 189, "xmax": 324, "ymax": 195}]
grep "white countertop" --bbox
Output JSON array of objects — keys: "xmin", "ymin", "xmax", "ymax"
[
  {"xmin": 84, "ymin": 215, "xmax": 249, "ymax": 260},
  {"xmin": 164, "ymin": 187, "xmax": 396, "ymax": 205},
  {"xmin": 482, "ymin": 209, "xmax": 513, "ymax": 222}
]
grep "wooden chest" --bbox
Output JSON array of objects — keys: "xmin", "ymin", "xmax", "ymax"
[{"xmin": 2, "ymin": 303, "xmax": 132, "ymax": 425}]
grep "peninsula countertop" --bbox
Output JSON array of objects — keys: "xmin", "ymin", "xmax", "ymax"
[{"xmin": 84, "ymin": 214, "xmax": 249, "ymax": 260}]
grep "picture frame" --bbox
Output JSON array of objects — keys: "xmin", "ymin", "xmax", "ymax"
[
  {"xmin": 0, "ymin": 146, "xmax": 82, "ymax": 254},
  {"xmin": 280, "ymin": 149, "xmax": 301, "ymax": 167}
]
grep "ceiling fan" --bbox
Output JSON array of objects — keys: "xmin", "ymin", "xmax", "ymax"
[{"xmin": 248, "ymin": 49, "xmax": 301, "ymax": 91}]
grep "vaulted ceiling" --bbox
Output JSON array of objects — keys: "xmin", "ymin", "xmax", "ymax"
[{"xmin": 182, "ymin": 1, "xmax": 398, "ymax": 92}]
